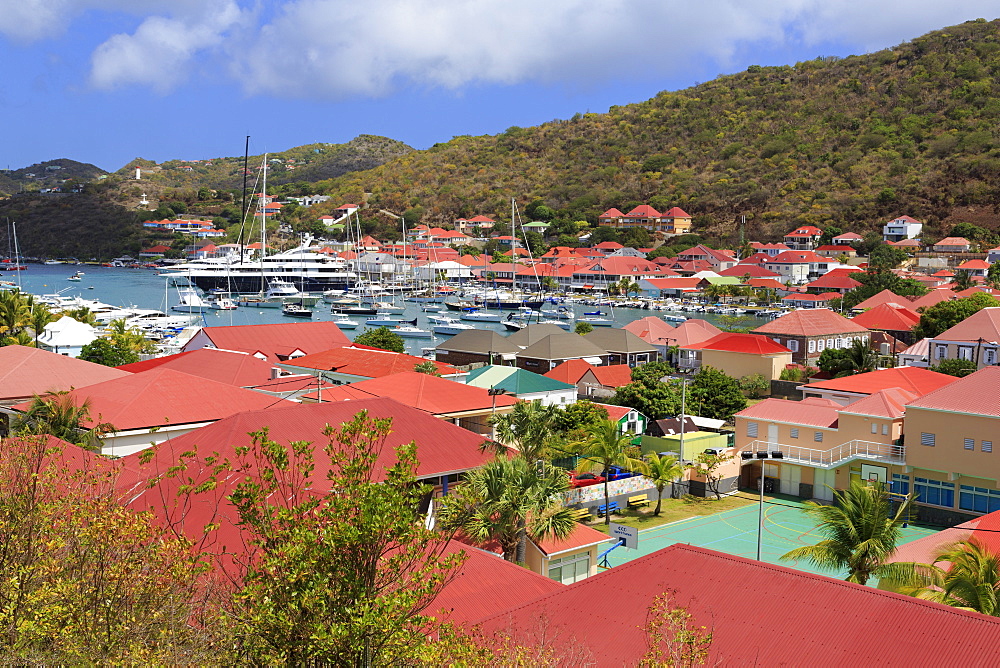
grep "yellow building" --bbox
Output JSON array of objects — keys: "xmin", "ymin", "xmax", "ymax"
[
  {"xmin": 679, "ymin": 332, "xmax": 792, "ymax": 381},
  {"xmin": 523, "ymin": 523, "xmax": 609, "ymax": 585}
]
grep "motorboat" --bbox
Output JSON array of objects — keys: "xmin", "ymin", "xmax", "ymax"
[
  {"xmin": 67, "ymin": 271, "xmax": 84, "ymax": 282},
  {"xmin": 428, "ymin": 317, "xmax": 476, "ymax": 336},
  {"xmin": 331, "ymin": 304, "xmax": 378, "ymax": 316},
  {"xmin": 421, "ymin": 304, "xmax": 445, "ymax": 313},
  {"xmin": 503, "ymin": 321, "xmax": 526, "ymax": 331},
  {"xmin": 576, "ymin": 316, "xmax": 615, "ymax": 327},
  {"xmin": 206, "ymin": 292, "xmax": 238, "ymax": 310},
  {"xmin": 366, "ymin": 316, "xmax": 416, "ymax": 327},
  {"xmin": 537, "ymin": 319, "xmax": 572, "ymax": 331},
  {"xmin": 460, "ymin": 310, "xmax": 502, "ymax": 322},
  {"xmin": 331, "ymin": 315, "xmax": 359, "ymax": 330},
  {"xmin": 662, "ymin": 314, "xmax": 687, "ymax": 323},
  {"xmin": 393, "ymin": 325, "xmax": 432, "ymax": 338},
  {"xmin": 171, "ymin": 287, "xmax": 208, "ymax": 313},
  {"xmin": 281, "ymin": 302, "xmax": 313, "ymax": 318}
]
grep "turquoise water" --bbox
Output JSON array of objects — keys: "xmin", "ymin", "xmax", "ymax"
[{"xmin": 10, "ymin": 264, "xmax": 768, "ymax": 356}]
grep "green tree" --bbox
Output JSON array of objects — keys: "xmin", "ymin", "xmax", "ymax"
[
  {"xmin": 0, "ymin": 289, "xmax": 31, "ymax": 342},
  {"xmin": 552, "ymin": 400, "xmax": 609, "ymax": 435},
  {"xmin": 931, "ymin": 358, "xmax": 978, "ymax": 377},
  {"xmin": 913, "ymin": 292, "xmax": 1000, "ymax": 339},
  {"xmin": 867, "ymin": 244, "xmax": 909, "ymax": 271},
  {"xmin": 574, "ymin": 321, "xmax": 594, "ymax": 335},
  {"xmin": 739, "ymin": 373, "xmax": 769, "ymax": 399},
  {"xmin": 78, "ymin": 337, "xmax": 141, "ymax": 367},
  {"xmin": 987, "ymin": 262, "xmax": 1000, "ymax": 289},
  {"xmin": 645, "ymin": 453, "xmax": 685, "ymax": 513},
  {"xmin": 687, "ymin": 452, "xmax": 735, "ymax": 499},
  {"xmin": 489, "ymin": 400, "xmax": 560, "ymax": 463},
  {"xmin": 228, "ymin": 412, "xmax": 463, "ymax": 664},
  {"xmin": 781, "ymin": 480, "xmax": 913, "ymax": 585},
  {"xmin": 413, "ymin": 360, "xmax": 441, "ymax": 375},
  {"xmin": 689, "ymin": 366, "xmax": 747, "ymax": 421},
  {"xmin": 818, "ymin": 338, "xmax": 878, "ymax": 377},
  {"xmin": 573, "ymin": 419, "xmax": 648, "ymax": 525},
  {"xmin": 630, "ymin": 361, "xmax": 675, "ymax": 385},
  {"xmin": 106, "ymin": 319, "xmax": 156, "ymax": 354},
  {"xmin": 952, "ymin": 269, "xmax": 975, "ymax": 292},
  {"xmin": 28, "ymin": 303, "xmax": 55, "ymax": 347},
  {"xmin": 353, "ymin": 326, "xmax": 405, "ymax": 353},
  {"xmin": 882, "ymin": 539, "xmax": 1000, "ymax": 616},
  {"xmin": 841, "ymin": 270, "xmax": 927, "ymax": 309},
  {"xmin": 440, "ymin": 456, "xmax": 576, "ymax": 563},
  {"xmin": 11, "ymin": 391, "xmax": 115, "ymax": 450}
]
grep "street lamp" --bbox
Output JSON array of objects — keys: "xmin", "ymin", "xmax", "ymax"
[{"xmin": 741, "ymin": 448, "xmax": 783, "ymax": 561}]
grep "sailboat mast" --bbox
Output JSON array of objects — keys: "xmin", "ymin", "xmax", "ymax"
[{"xmin": 260, "ymin": 155, "xmax": 267, "ymax": 295}]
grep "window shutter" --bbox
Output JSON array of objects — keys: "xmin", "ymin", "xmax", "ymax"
[
  {"xmin": 965, "ymin": 438, "xmax": 975, "ymax": 451},
  {"xmin": 984, "ymin": 441, "xmax": 994, "ymax": 453},
  {"xmin": 747, "ymin": 422, "xmax": 758, "ymax": 438},
  {"xmin": 921, "ymin": 432, "xmax": 936, "ymax": 447}
]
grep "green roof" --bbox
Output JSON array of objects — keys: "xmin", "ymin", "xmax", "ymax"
[
  {"xmin": 522, "ymin": 221, "xmax": 550, "ymax": 229},
  {"xmin": 702, "ymin": 276, "xmax": 741, "ymax": 285},
  {"xmin": 466, "ymin": 365, "xmax": 575, "ymax": 395}
]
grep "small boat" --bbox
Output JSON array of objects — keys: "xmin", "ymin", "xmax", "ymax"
[
  {"xmin": 422, "ymin": 304, "xmax": 445, "ymax": 313},
  {"xmin": 431, "ymin": 321, "xmax": 476, "ymax": 336},
  {"xmin": 577, "ymin": 316, "xmax": 615, "ymax": 327},
  {"xmin": 503, "ymin": 321, "xmax": 526, "ymax": 331},
  {"xmin": 444, "ymin": 300, "xmax": 476, "ymax": 311},
  {"xmin": 537, "ymin": 319, "xmax": 572, "ymax": 331},
  {"xmin": 207, "ymin": 293, "xmax": 238, "ymax": 310},
  {"xmin": 281, "ymin": 302, "xmax": 313, "ymax": 318},
  {"xmin": 171, "ymin": 287, "xmax": 208, "ymax": 313},
  {"xmin": 662, "ymin": 314, "xmax": 687, "ymax": 323},
  {"xmin": 366, "ymin": 316, "xmax": 416, "ymax": 327},
  {"xmin": 369, "ymin": 300, "xmax": 405, "ymax": 314},
  {"xmin": 460, "ymin": 310, "xmax": 502, "ymax": 322},
  {"xmin": 331, "ymin": 305, "xmax": 378, "ymax": 316},
  {"xmin": 583, "ymin": 310, "xmax": 604, "ymax": 316},
  {"xmin": 393, "ymin": 325, "xmax": 432, "ymax": 338},
  {"xmin": 67, "ymin": 271, "xmax": 84, "ymax": 282},
  {"xmin": 44, "ymin": 260, "xmax": 64, "ymax": 265},
  {"xmin": 331, "ymin": 315, "xmax": 359, "ymax": 330}
]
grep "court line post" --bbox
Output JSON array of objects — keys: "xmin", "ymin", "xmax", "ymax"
[{"xmin": 756, "ymin": 464, "xmax": 765, "ymax": 561}]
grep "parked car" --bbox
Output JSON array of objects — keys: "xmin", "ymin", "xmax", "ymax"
[
  {"xmin": 568, "ymin": 471, "xmax": 605, "ymax": 488},
  {"xmin": 607, "ymin": 465, "xmax": 640, "ymax": 481}
]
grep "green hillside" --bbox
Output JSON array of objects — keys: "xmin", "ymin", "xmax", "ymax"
[
  {"xmin": 313, "ymin": 18, "xmax": 1000, "ymax": 242},
  {"xmin": 0, "ymin": 159, "xmax": 107, "ymax": 196},
  {"xmin": 114, "ymin": 135, "xmax": 414, "ymax": 190}
]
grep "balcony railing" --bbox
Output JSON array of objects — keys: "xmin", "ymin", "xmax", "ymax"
[{"xmin": 738, "ymin": 439, "xmax": 905, "ymax": 469}]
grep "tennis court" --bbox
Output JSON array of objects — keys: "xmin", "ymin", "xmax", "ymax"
[{"xmin": 599, "ymin": 495, "xmax": 942, "ymax": 578}]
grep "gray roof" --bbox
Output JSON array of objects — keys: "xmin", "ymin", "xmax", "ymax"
[
  {"xmin": 434, "ymin": 329, "xmax": 520, "ymax": 355},
  {"xmin": 505, "ymin": 323, "xmax": 567, "ymax": 348},
  {"xmin": 585, "ymin": 327, "xmax": 659, "ymax": 354},
  {"xmin": 518, "ymin": 333, "xmax": 609, "ymax": 361}
]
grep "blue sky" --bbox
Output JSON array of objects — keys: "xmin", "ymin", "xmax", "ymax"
[{"xmin": 1, "ymin": 2, "xmax": 997, "ymax": 172}]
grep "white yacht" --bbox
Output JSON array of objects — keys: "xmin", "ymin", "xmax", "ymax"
[
  {"xmin": 427, "ymin": 316, "xmax": 476, "ymax": 336},
  {"xmin": 172, "ymin": 287, "xmax": 208, "ymax": 313}
]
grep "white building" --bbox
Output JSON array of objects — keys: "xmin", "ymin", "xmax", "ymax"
[
  {"xmin": 882, "ymin": 216, "xmax": 923, "ymax": 242},
  {"xmin": 36, "ymin": 316, "xmax": 98, "ymax": 358}
]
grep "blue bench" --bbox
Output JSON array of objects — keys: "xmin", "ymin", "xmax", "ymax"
[{"xmin": 597, "ymin": 501, "xmax": 620, "ymax": 516}]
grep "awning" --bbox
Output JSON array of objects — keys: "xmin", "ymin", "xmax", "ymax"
[{"xmin": 582, "ymin": 356, "xmax": 603, "ymax": 365}]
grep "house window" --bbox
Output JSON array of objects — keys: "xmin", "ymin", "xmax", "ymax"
[
  {"xmin": 808, "ymin": 340, "xmax": 816, "ymax": 353},
  {"xmin": 984, "ymin": 441, "xmax": 994, "ymax": 453},
  {"xmin": 871, "ymin": 423, "xmax": 879, "ymax": 435},
  {"xmin": 814, "ymin": 431, "xmax": 824, "ymax": 442},
  {"xmin": 788, "ymin": 340, "xmax": 800, "ymax": 353},
  {"xmin": 959, "ymin": 347, "xmax": 974, "ymax": 361},
  {"xmin": 965, "ymin": 438, "xmax": 975, "ymax": 451},
  {"xmin": 959, "ymin": 485, "xmax": 1000, "ymax": 514},
  {"xmin": 914, "ymin": 478, "xmax": 955, "ymax": 507},
  {"xmin": 882, "ymin": 424, "xmax": 889, "ymax": 436},
  {"xmin": 817, "ymin": 339, "xmax": 825, "ymax": 351},
  {"xmin": 548, "ymin": 553, "xmax": 591, "ymax": 585},
  {"xmin": 935, "ymin": 345, "xmax": 947, "ymax": 360},
  {"xmin": 920, "ymin": 432, "xmax": 936, "ymax": 447},
  {"xmin": 890, "ymin": 473, "xmax": 910, "ymax": 496},
  {"xmin": 790, "ymin": 428, "xmax": 799, "ymax": 439},
  {"xmin": 986, "ymin": 349, "xmax": 997, "ymax": 365},
  {"xmin": 747, "ymin": 422, "xmax": 759, "ymax": 438},
  {"xmin": 827, "ymin": 338, "xmax": 834, "ymax": 349}
]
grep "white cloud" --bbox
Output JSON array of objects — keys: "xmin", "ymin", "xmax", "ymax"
[
  {"xmin": 88, "ymin": 1, "xmax": 247, "ymax": 92},
  {"xmin": 0, "ymin": 1, "xmax": 205, "ymax": 43}
]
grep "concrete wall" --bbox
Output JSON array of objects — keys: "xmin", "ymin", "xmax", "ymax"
[
  {"xmin": 904, "ymin": 407, "xmax": 1000, "ymax": 483},
  {"xmin": 700, "ymin": 350, "xmax": 791, "ymax": 381}
]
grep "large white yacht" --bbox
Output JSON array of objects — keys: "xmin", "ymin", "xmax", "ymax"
[{"xmin": 161, "ymin": 235, "xmax": 357, "ymax": 294}]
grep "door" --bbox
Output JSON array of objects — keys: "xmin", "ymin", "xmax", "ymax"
[
  {"xmin": 779, "ymin": 465, "xmax": 801, "ymax": 496},
  {"xmin": 767, "ymin": 424, "xmax": 779, "ymax": 447},
  {"xmin": 814, "ymin": 469, "xmax": 835, "ymax": 501}
]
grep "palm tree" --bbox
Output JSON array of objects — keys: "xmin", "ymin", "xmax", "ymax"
[
  {"xmin": 12, "ymin": 391, "xmax": 115, "ymax": 451},
  {"xmin": 488, "ymin": 400, "xmax": 560, "ymax": 463},
  {"xmin": 781, "ymin": 480, "xmax": 913, "ymax": 585},
  {"xmin": 29, "ymin": 302, "xmax": 55, "ymax": 347},
  {"xmin": 882, "ymin": 538, "xmax": 1000, "ymax": 616},
  {"xmin": 0, "ymin": 289, "xmax": 31, "ymax": 340},
  {"xmin": 441, "ymin": 456, "xmax": 576, "ymax": 563},
  {"xmin": 573, "ymin": 419, "xmax": 648, "ymax": 525},
  {"xmin": 844, "ymin": 337, "xmax": 879, "ymax": 374},
  {"xmin": 645, "ymin": 453, "xmax": 685, "ymax": 515},
  {"xmin": 953, "ymin": 269, "xmax": 975, "ymax": 292},
  {"xmin": 107, "ymin": 318, "xmax": 156, "ymax": 354}
]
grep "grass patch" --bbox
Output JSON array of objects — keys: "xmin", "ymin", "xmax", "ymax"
[{"xmin": 587, "ymin": 493, "xmax": 757, "ymax": 533}]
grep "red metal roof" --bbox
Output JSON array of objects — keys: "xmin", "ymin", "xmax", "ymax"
[
  {"xmin": 661, "ymin": 206, "xmax": 690, "ymax": 218},
  {"xmin": 838, "ymin": 388, "xmax": 916, "ymax": 419},
  {"xmin": 622, "ymin": 205, "xmax": 660, "ymax": 218},
  {"xmin": 282, "ymin": 345, "xmax": 458, "ymax": 378},
  {"xmin": 683, "ymin": 332, "xmax": 791, "ymax": 355},
  {"xmin": 806, "ymin": 272, "xmax": 862, "ymax": 290},
  {"xmin": 116, "ymin": 348, "xmax": 277, "ymax": 387},
  {"xmin": 800, "ymin": 366, "xmax": 956, "ymax": 397},
  {"xmin": 309, "ymin": 371, "xmax": 518, "ymax": 415},
  {"xmin": 717, "ymin": 264, "xmax": 781, "ymax": 278},
  {"xmin": 598, "ymin": 208, "xmax": 624, "ymax": 218},
  {"xmin": 534, "ymin": 523, "xmax": 609, "ymax": 556},
  {"xmin": 668, "ymin": 318, "xmax": 723, "ymax": 346},
  {"xmin": 187, "ymin": 322, "xmax": 351, "ymax": 364},
  {"xmin": 851, "ymin": 302, "xmax": 920, "ymax": 331},
  {"xmin": 476, "ymin": 544, "xmax": 1000, "ymax": 665},
  {"xmin": 587, "ymin": 364, "xmax": 634, "ymax": 388},
  {"xmin": 736, "ymin": 397, "xmax": 840, "ymax": 428},
  {"xmin": 908, "ymin": 289, "xmax": 958, "ymax": 310},
  {"xmin": 0, "ymin": 345, "xmax": 132, "ymax": 403},
  {"xmin": 853, "ymin": 289, "xmax": 909, "ymax": 311},
  {"xmin": 934, "ymin": 306, "xmax": 1000, "ymax": 343},
  {"xmin": 906, "ymin": 366, "xmax": 1000, "ymax": 417},
  {"xmin": 13, "ymin": 368, "xmax": 282, "ymax": 431},
  {"xmin": 621, "ymin": 316, "xmax": 676, "ymax": 345},
  {"xmin": 754, "ymin": 309, "xmax": 868, "ymax": 337},
  {"xmin": 543, "ymin": 359, "xmax": 596, "ymax": 385},
  {"xmin": 591, "ymin": 402, "xmax": 633, "ymax": 422}
]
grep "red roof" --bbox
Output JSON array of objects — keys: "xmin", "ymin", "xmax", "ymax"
[
  {"xmin": 477, "ymin": 544, "xmax": 1000, "ymax": 664},
  {"xmin": 593, "ymin": 241, "xmax": 623, "ymax": 250},
  {"xmin": 13, "ymin": 368, "xmax": 281, "ymax": 431},
  {"xmin": 754, "ymin": 309, "xmax": 868, "ymax": 337},
  {"xmin": 934, "ymin": 306, "xmax": 1000, "ymax": 342},
  {"xmin": 906, "ymin": 366, "xmax": 1000, "ymax": 417},
  {"xmin": 717, "ymin": 264, "xmax": 780, "ymax": 278},
  {"xmin": 309, "ymin": 371, "xmax": 518, "ymax": 415},
  {"xmin": 784, "ymin": 225, "xmax": 822, "ymax": 237},
  {"xmin": 282, "ymin": 345, "xmax": 458, "ymax": 379},
  {"xmin": 958, "ymin": 259, "xmax": 990, "ymax": 270},
  {"xmin": 934, "ymin": 237, "xmax": 971, "ymax": 247},
  {"xmin": 768, "ymin": 250, "xmax": 824, "ymax": 263},
  {"xmin": 0, "ymin": 345, "xmax": 131, "ymax": 403},
  {"xmin": 185, "ymin": 322, "xmax": 351, "ymax": 364},
  {"xmin": 598, "ymin": 208, "xmax": 624, "ymax": 218},
  {"xmin": 668, "ymin": 318, "xmax": 723, "ymax": 346},
  {"xmin": 853, "ymin": 289, "xmax": 909, "ymax": 311},
  {"xmin": 533, "ymin": 523, "xmax": 609, "ymax": 556},
  {"xmin": 806, "ymin": 272, "xmax": 862, "ymax": 290},
  {"xmin": 621, "ymin": 316, "xmax": 677, "ymax": 345},
  {"xmin": 468, "ymin": 215, "xmax": 495, "ymax": 223},
  {"xmin": 661, "ymin": 206, "xmax": 690, "ymax": 218},
  {"xmin": 736, "ymin": 396, "xmax": 840, "ymax": 428},
  {"xmin": 838, "ymin": 388, "xmax": 916, "ymax": 419},
  {"xmin": 543, "ymin": 359, "xmax": 596, "ymax": 385},
  {"xmin": 851, "ymin": 302, "xmax": 920, "ymax": 331},
  {"xmin": 622, "ymin": 205, "xmax": 660, "ymax": 218},
  {"xmin": 591, "ymin": 402, "xmax": 633, "ymax": 422},
  {"xmin": 586, "ymin": 364, "xmax": 634, "ymax": 388},
  {"xmin": 683, "ymin": 332, "xmax": 791, "ymax": 355},
  {"xmin": 116, "ymin": 348, "xmax": 277, "ymax": 387},
  {"xmin": 429, "ymin": 541, "xmax": 564, "ymax": 623},
  {"xmin": 800, "ymin": 366, "xmax": 957, "ymax": 397},
  {"xmin": 833, "ymin": 232, "xmax": 864, "ymax": 241},
  {"xmin": 908, "ymin": 289, "xmax": 958, "ymax": 310}
]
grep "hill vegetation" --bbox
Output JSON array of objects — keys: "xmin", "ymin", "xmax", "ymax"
[
  {"xmin": 0, "ymin": 159, "xmax": 107, "ymax": 196},
  {"xmin": 312, "ymin": 19, "xmax": 1000, "ymax": 242}
]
